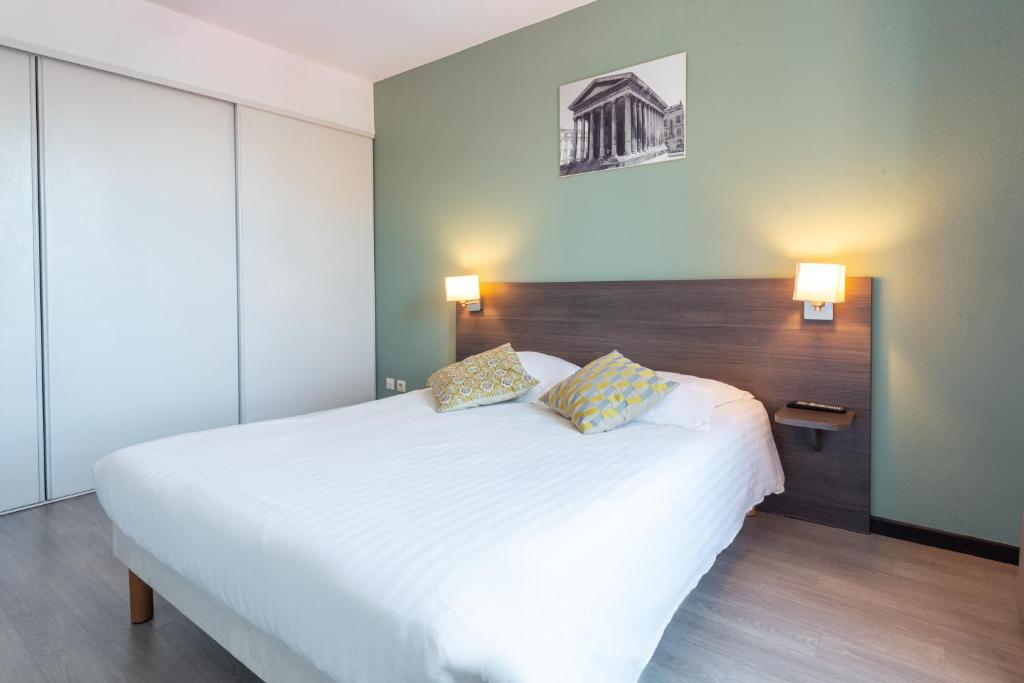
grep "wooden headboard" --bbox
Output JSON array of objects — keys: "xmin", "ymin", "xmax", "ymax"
[{"xmin": 456, "ymin": 278, "xmax": 873, "ymax": 533}]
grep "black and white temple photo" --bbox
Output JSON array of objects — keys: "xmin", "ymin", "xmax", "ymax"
[{"xmin": 559, "ymin": 52, "xmax": 686, "ymax": 177}]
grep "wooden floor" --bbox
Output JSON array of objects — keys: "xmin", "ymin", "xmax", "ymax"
[{"xmin": 0, "ymin": 495, "xmax": 1020, "ymax": 682}]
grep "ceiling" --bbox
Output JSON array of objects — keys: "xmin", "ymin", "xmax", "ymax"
[{"xmin": 144, "ymin": 0, "xmax": 594, "ymax": 82}]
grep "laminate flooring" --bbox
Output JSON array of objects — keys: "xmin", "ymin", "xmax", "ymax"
[{"xmin": 0, "ymin": 494, "xmax": 1020, "ymax": 682}]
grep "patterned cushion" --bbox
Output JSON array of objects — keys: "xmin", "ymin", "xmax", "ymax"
[
  {"xmin": 540, "ymin": 351, "xmax": 677, "ymax": 434},
  {"xmin": 428, "ymin": 343, "xmax": 539, "ymax": 412}
]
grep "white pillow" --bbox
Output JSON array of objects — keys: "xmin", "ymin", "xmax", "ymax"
[
  {"xmin": 635, "ymin": 371, "xmax": 753, "ymax": 429},
  {"xmin": 515, "ymin": 351, "xmax": 581, "ymax": 403}
]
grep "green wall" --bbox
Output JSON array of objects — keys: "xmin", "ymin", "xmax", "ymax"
[{"xmin": 374, "ymin": 0, "xmax": 1024, "ymax": 545}]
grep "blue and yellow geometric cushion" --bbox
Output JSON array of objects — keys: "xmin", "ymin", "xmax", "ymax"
[
  {"xmin": 540, "ymin": 351, "xmax": 677, "ymax": 434},
  {"xmin": 428, "ymin": 343, "xmax": 539, "ymax": 412}
]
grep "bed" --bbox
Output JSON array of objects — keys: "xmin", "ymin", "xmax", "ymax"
[
  {"xmin": 96, "ymin": 386, "xmax": 783, "ymax": 683},
  {"xmin": 96, "ymin": 276, "xmax": 873, "ymax": 682}
]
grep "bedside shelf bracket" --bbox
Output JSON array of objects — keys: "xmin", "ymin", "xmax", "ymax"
[{"xmin": 774, "ymin": 406, "xmax": 856, "ymax": 454}]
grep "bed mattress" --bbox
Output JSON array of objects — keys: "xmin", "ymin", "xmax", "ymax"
[{"xmin": 95, "ymin": 389, "xmax": 783, "ymax": 683}]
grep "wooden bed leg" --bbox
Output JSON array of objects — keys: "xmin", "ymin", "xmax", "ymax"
[
  {"xmin": 745, "ymin": 507, "xmax": 758, "ymax": 518},
  {"xmin": 129, "ymin": 571, "xmax": 154, "ymax": 624}
]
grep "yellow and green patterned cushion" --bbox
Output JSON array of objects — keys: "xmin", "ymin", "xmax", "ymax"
[
  {"xmin": 428, "ymin": 343, "xmax": 539, "ymax": 412},
  {"xmin": 540, "ymin": 351, "xmax": 677, "ymax": 434}
]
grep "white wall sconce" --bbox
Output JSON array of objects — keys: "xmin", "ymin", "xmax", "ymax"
[
  {"xmin": 445, "ymin": 274, "xmax": 481, "ymax": 312},
  {"xmin": 793, "ymin": 263, "xmax": 846, "ymax": 320}
]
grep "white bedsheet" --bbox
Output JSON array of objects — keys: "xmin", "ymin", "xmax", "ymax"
[{"xmin": 95, "ymin": 390, "xmax": 784, "ymax": 683}]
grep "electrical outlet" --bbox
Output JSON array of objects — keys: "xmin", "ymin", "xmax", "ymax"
[
  {"xmin": 396, "ymin": 379, "xmax": 406, "ymax": 392},
  {"xmin": 385, "ymin": 377, "xmax": 395, "ymax": 390}
]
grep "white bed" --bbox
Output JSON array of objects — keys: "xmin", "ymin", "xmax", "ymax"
[{"xmin": 95, "ymin": 388, "xmax": 784, "ymax": 683}]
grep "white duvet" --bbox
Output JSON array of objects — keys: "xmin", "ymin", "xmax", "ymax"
[{"xmin": 95, "ymin": 389, "xmax": 784, "ymax": 683}]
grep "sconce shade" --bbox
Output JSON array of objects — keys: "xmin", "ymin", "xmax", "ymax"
[
  {"xmin": 445, "ymin": 274, "xmax": 480, "ymax": 302},
  {"xmin": 793, "ymin": 263, "xmax": 846, "ymax": 304}
]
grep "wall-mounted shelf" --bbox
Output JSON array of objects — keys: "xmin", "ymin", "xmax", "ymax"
[{"xmin": 774, "ymin": 406, "xmax": 855, "ymax": 452}]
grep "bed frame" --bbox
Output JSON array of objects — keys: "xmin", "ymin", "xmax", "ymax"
[
  {"xmin": 119, "ymin": 528, "xmax": 331, "ymax": 681},
  {"xmin": 123, "ymin": 277, "xmax": 872, "ymax": 680},
  {"xmin": 455, "ymin": 278, "xmax": 873, "ymax": 533}
]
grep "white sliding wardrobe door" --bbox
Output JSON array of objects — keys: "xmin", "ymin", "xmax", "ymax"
[
  {"xmin": 0, "ymin": 49, "xmax": 42, "ymax": 512},
  {"xmin": 41, "ymin": 60, "xmax": 239, "ymax": 498},
  {"xmin": 237, "ymin": 106, "xmax": 374, "ymax": 422}
]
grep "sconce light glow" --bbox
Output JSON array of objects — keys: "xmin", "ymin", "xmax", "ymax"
[
  {"xmin": 793, "ymin": 263, "xmax": 845, "ymax": 320},
  {"xmin": 445, "ymin": 274, "xmax": 481, "ymax": 312}
]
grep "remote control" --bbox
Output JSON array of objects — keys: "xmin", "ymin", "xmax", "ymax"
[{"xmin": 787, "ymin": 400, "xmax": 847, "ymax": 414}]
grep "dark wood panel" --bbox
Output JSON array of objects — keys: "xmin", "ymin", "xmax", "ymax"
[{"xmin": 457, "ymin": 278, "xmax": 872, "ymax": 532}]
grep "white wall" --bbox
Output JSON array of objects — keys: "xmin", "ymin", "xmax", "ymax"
[{"xmin": 0, "ymin": 0, "xmax": 373, "ymax": 136}]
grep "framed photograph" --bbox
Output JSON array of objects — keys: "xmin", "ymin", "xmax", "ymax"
[{"xmin": 559, "ymin": 52, "xmax": 686, "ymax": 177}]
